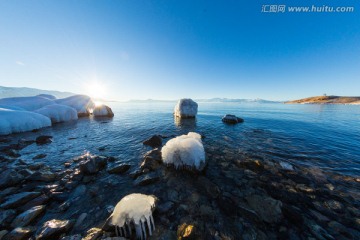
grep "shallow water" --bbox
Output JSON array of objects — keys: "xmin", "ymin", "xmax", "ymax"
[{"xmin": 6, "ymin": 102, "xmax": 360, "ymax": 176}]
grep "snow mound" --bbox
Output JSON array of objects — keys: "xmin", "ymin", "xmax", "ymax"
[
  {"xmin": 35, "ymin": 104, "xmax": 78, "ymax": 123},
  {"xmin": 174, "ymin": 98, "xmax": 198, "ymax": 118},
  {"xmin": 108, "ymin": 193, "xmax": 156, "ymax": 239},
  {"xmin": 0, "ymin": 96, "xmax": 54, "ymax": 111},
  {"xmin": 93, "ymin": 104, "xmax": 114, "ymax": 117},
  {"xmin": 161, "ymin": 132, "xmax": 205, "ymax": 170},
  {"xmin": 0, "ymin": 108, "xmax": 51, "ymax": 135},
  {"xmin": 55, "ymin": 95, "xmax": 95, "ymax": 117}
]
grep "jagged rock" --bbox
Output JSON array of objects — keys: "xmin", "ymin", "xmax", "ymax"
[
  {"xmin": 107, "ymin": 163, "xmax": 131, "ymax": 174},
  {"xmin": 28, "ymin": 170, "xmax": 57, "ymax": 182},
  {"xmin": 36, "ymin": 219, "xmax": 72, "ymax": 240},
  {"xmin": 246, "ymin": 195, "xmax": 283, "ymax": 223},
  {"xmin": 36, "ymin": 136, "xmax": 53, "ymax": 145},
  {"xmin": 177, "ymin": 223, "xmax": 196, "ymax": 239},
  {"xmin": 222, "ymin": 114, "xmax": 244, "ymax": 124},
  {"xmin": 0, "ymin": 209, "xmax": 17, "ymax": 228},
  {"xmin": 3, "ymin": 227, "xmax": 33, "ymax": 240},
  {"xmin": 19, "ymin": 195, "xmax": 49, "ymax": 212},
  {"xmin": 11, "ymin": 205, "xmax": 46, "ymax": 228},
  {"xmin": 82, "ymin": 227, "xmax": 102, "ymax": 240},
  {"xmin": 0, "ymin": 192, "xmax": 41, "ymax": 209},
  {"xmin": 134, "ymin": 172, "xmax": 161, "ymax": 186},
  {"xmin": 79, "ymin": 156, "xmax": 107, "ymax": 174},
  {"xmin": 143, "ymin": 135, "xmax": 162, "ymax": 148},
  {"xmin": 0, "ymin": 169, "xmax": 23, "ymax": 189}
]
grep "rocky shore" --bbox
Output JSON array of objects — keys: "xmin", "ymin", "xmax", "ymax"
[{"xmin": 1, "ymin": 135, "xmax": 360, "ymax": 240}]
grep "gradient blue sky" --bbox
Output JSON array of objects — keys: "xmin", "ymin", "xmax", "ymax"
[{"xmin": 0, "ymin": 0, "xmax": 359, "ymax": 101}]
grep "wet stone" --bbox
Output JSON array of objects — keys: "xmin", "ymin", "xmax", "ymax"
[
  {"xmin": 134, "ymin": 171, "xmax": 161, "ymax": 186},
  {"xmin": 107, "ymin": 163, "xmax": 131, "ymax": 174},
  {"xmin": 33, "ymin": 154, "xmax": 47, "ymax": 160},
  {"xmin": 36, "ymin": 219, "xmax": 73, "ymax": 240},
  {"xmin": 11, "ymin": 205, "xmax": 46, "ymax": 228},
  {"xmin": 0, "ymin": 192, "xmax": 41, "ymax": 209},
  {"xmin": 82, "ymin": 227, "xmax": 102, "ymax": 240},
  {"xmin": 36, "ymin": 135, "xmax": 53, "ymax": 145},
  {"xmin": 3, "ymin": 227, "xmax": 34, "ymax": 240},
  {"xmin": 246, "ymin": 194, "xmax": 283, "ymax": 223},
  {"xmin": 143, "ymin": 135, "xmax": 162, "ymax": 148},
  {"xmin": 157, "ymin": 201, "xmax": 174, "ymax": 214},
  {"xmin": 0, "ymin": 209, "xmax": 17, "ymax": 228},
  {"xmin": 0, "ymin": 168, "xmax": 23, "ymax": 189}
]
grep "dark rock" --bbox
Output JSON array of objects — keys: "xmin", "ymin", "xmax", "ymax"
[
  {"xmin": 134, "ymin": 172, "xmax": 161, "ymax": 186},
  {"xmin": 0, "ymin": 168, "xmax": 23, "ymax": 189},
  {"xmin": 33, "ymin": 154, "xmax": 47, "ymax": 160},
  {"xmin": 0, "ymin": 230, "xmax": 8, "ymax": 240},
  {"xmin": 28, "ymin": 170, "xmax": 57, "ymax": 182},
  {"xmin": 50, "ymin": 192, "xmax": 69, "ymax": 202},
  {"xmin": 222, "ymin": 114, "xmax": 244, "ymax": 124},
  {"xmin": 246, "ymin": 194, "xmax": 283, "ymax": 223},
  {"xmin": 79, "ymin": 156, "xmax": 107, "ymax": 174},
  {"xmin": 0, "ymin": 192, "xmax": 41, "ymax": 209},
  {"xmin": 1, "ymin": 148, "xmax": 20, "ymax": 158},
  {"xmin": 3, "ymin": 227, "xmax": 33, "ymax": 240},
  {"xmin": 0, "ymin": 209, "xmax": 17, "ymax": 228},
  {"xmin": 129, "ymin": 169, "xmax": 145, "ymax": 179},
  {"xmin": 197, "ymin": 176, "xmax": 220, "ymax": 199},
  {"xmin": 306, "ymin": 220, "xmax": 335, "ymax": 240},
  {"xmin": 36, "ymin": 219, "xmax": 73, "ymax": 240},
  {"xmin": 11, "ymin": 205, "xmax": 46, "ymax": 228},
  {"xmin": 143, "ymin": 135, "xmax": 162, "ymax": 148},
  {"xmin": 36, "ymin": 136, "xmax": 53, "ymax": 145},
  {"xmin": 73, "ymin": 213, "xmax": 88, "ymax": 231},
  {"xmin": 19, "ymin": 195, "xmax": 50, "ymax": 212},
  {"xmin": 107, "ymin": 163, "xmax": 131, "ymax": 174},
  {"xmin": 157, "ymin": 201, "xmax": 174, "ymax": 214}
]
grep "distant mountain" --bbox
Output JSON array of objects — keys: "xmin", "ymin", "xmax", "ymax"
[
  {"xmin": 285, "ymin": 95, "xmax": 360, "ymax": 105},
  {"xmin": 196, "ymin": 98, "xmax": 280, "ymax": 103},
  {"xmin": 127, "ymin": 98, "xmax": 280, "ymax": 103},
  {"xmin": 0, "ymin": 86, "xmax": 75, "ymax": 99}
]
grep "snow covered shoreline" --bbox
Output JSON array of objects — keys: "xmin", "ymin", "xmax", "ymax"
[{"xmin": 0, "ymin": 94, "xmax": 113, "ymax": 135}]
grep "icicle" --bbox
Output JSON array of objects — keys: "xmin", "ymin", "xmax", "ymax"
[
  {"xmin": 150, "ymin": 214, "xmax": 155, "ymax": 231},
  {"xmin": 141, "ymin": 218, "xmax": 146, "ymax": 239},
  {"xmin": 115, "ymin": 225, "xmax": 120, "ymax": 237},
  {"xmin": 146, "ymin": 216, "xmax": 152, "ymax": 235},
  {"xmin": 135, "ymin": 223, "xmax": 143, "ymax": 240}
]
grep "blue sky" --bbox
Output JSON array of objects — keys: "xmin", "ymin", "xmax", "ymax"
[{"xmin": 0, "ymin": 0, "xmax": 359, "ymax": 101}]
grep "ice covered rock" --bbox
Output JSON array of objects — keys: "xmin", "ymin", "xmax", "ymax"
[
  {"xmin": 55, "ymin": 95, "xmax": 95, "ymax": 117},
  {"xmin": 92, "ymin": 104, "xmax": 114, "ymax": 117},
  {"xmin": 222, "ymin": 114, "xmax": 244, "ymax": 124},
  {"xmin": 161, "ymin": 132, "xmax": 206, "ymax": 171},
  {"xmin": 35, "ymin": 104, "xmax": 78, "ymax": 123},
  {"xmin": 0, "ymin": 96, "xmax": 54, "ymax": 111},
  {"xmin": 174, "ymin": 98, "xmax": 198, "ymax": 118},
  {"xmin": 105, "ymin": 193, "xmax": 156, "ymax": 240},
  {"xmin": 0, "ymin": 108, "xmax": 51, "ymax": 135}
]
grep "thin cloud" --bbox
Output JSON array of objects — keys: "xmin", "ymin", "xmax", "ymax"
[{"xmin": 16, "ymin": 61, "xmax": 25, "ymax": 66}]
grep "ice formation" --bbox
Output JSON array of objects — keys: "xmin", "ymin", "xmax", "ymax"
[
  {"xmin": 161, "ymin": 132, "xmax": 206, "ymax": 170},
  {"xmin": 93, "ymin": 104, "xmax": 114, "ymax": 117},
  {"xmin": 0, "ymin": 108, "xmax": 51, "ymax": 135},
  {"xmin": 55, "ymin": 95, "xmax": 95, "ymax": 117},
  {"xmin": 108, "ymin": 193, "xmax": 156, "ymax": 240},
  {"xmin": 35, "ymin": 104, "xmax": 78, "ymax": 123},
  {"xmin": 174, "ymin": 98, "xmax": 198, "ymax": 118},
  {"xmin": 0, "ymin": 96, "xmax": 55, "ymax": 111}
]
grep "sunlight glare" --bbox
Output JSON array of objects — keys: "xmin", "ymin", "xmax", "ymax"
[{"xmin": 85, "ymin": 81, "xmax": 107, "ymax": 99}]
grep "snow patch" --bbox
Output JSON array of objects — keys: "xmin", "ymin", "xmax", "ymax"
[
  {"xmin": 35, "ymin": 104, "xmax": 78, "ymax": 123},
  {"xmin": 0, "ymin": 108, "xmax": 51, "ymax": 135},
  {"xmin": 0, "ymin": 96, "xmax": 55, "ymax": 111},
  {"xmin": 55, "ymin": 95, "xmax": 95, "ymax": 116},
  {"xmin": 108, "ymin": 193, "xmax": 156, "ymax": 239},
  {"xmin": 174, "ymin": 98, "xmax": 198, "ymax": 118},
  {"xmin": 161, "ymin": 132, "xmax": 205, "ymax": 170}
]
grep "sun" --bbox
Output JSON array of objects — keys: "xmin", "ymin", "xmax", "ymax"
[{"xmin": 85, "ymin": 81, "xmax": 107, "ymax": 100}]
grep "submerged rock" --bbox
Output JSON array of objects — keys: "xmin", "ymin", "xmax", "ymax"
[
  {"xmin": 79, "ymin": 155, "xmax": 107, "ymax": 174},
  {"xmin": 0, "ymin": 168, "xmax": 23, "ymax": 188},
  {"xmin": 134, "ymin": 172, "xmax": 161, "ymax": 186},
  {"xmin": 143, "ymin": 135, "xmax": 162, "ymax": 148},
  {"xmin": 36, "ymin": 219, "xmax": 72, "ymax": 240},
  {"xmin": 222, "ymin": 114, "xmax": 244, "ymax": 124},
  {"xmin": 107, "ymin": 163, "xmax": 131, "ymax": 174},
  {"xmin": 246, "ymin": 195, "xmax": 283, "ymax": 223},
  {"xmin": 36, "ymin": 135, "xmax": 53, "ymax": 145},
  {"xmin": 174, "ymin": 98, "xmax": 198, "ymax": 118}
]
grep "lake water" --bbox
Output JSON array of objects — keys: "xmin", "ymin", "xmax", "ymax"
[{"xmin": 13, "ymin": 102, "xmax": 360, "ymax": 177}]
